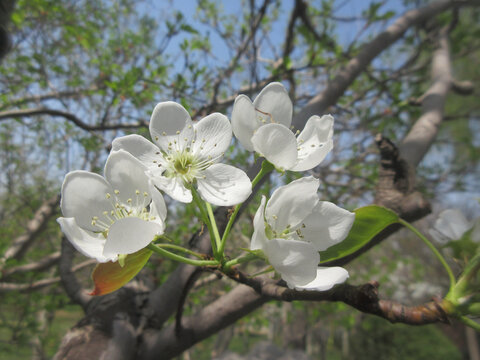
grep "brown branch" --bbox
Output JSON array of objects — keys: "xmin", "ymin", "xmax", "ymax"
[
  {"xmin": 59, "ymin": 238, "xmax": 92, "ymax": 310},
  {"xmin": 226, "ymin": 270, "xmax": 449, "ymax": 325},
  {"xmin": 0, "ymin": 258, "xmax": 94, "ymax": 293},
  {"xmin": 0, "ymin": 107, "xmax": 148, "ymax": 131},
  {"xmin": 1, "ymin": 251, "xmax": 60, "ymax": 279},
  {"xmin": 0, "ymin": 194, "xmax": 60, "ymax": 268},
  {"xmin": 0, "ymin": 86, "xmax": 101, "ymax": 111}
]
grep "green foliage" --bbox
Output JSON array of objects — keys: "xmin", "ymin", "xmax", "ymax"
[
  {"xmin": 320, "ymin": 205, "xmax": 400, "ymax": 263},
  {"xmin": 349, "ymin": 316, "xmax": 461, "ymax": 360}
]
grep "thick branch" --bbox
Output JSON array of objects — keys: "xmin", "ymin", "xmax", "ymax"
[
  {"xmin": 399, "ymin": 29, "xmax": 452, "ymax": 167},
  {"xmin": 293, "ymin": 0, "xmax": 473, "ymax": 127},
  {"xmin": 59, "ymin": 238, "xmax": 92, "ymax": 310}
]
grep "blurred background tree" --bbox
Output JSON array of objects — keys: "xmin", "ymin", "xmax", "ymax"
[{"xmin": 0, "ymin": 0, "xmax": 479, "ymax": 359}]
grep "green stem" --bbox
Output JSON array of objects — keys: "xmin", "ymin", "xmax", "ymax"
[
  {"xmin": 205, "ymin": 202, "xmax": 222, "ymax": 253},
  {"xmin": 147, "ymin": 243, "xmax": 218, "ymax": 267},
  {"xmin": 155, "ymin": 243, "xmax": 205, "ymax": 259},
  {"xmin": 218, "ymin": 160, "xmax": 275, "ymax": 256},
  {"xmin": 459, "ymin": 316, "xmax": 480, "ymax": 332},
  {"xmin": 223, "ymin": 253, "xmax": 259, "ymax": 270},
  {"xmin": 191, "ymin": 188, "xmax": 218, "ymax": 256},
  {"xmin": 399, "ymin": 218, "xmax": 456, "ymax": 290}
]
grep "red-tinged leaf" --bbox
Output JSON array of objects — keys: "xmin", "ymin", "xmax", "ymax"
[{"xmin": 90, "ymin": 248, "xmax": 152, "ymax": 296}]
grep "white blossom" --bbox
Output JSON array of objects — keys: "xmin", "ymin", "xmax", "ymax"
[
  {"xmin": 232, "ymin": 82, "xmax": 333, "ymax": 171},
  {"xmin": 112, "ymin": 101, "xmax": 251, "ymax": 206},
  {"xmin": 251, "ymin": 176, "xmax": 355, "ymax": 290},
  {"xmin": 429, "ymin": 209, "xmax": 480, "ymax": 244},
  {"xmin": 57, "ymin": 150, "xmax": 167, "ymax": 262}
]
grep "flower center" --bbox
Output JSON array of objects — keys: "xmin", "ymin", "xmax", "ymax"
[
  {"xmin": 255, "ymin": 108, "xmax": 275, "ymax": 124},
  {"xmin": 90, "ymin": 189, "xmax": 156, "ymax": 238},
  {"xmin": 264, "ymin": 216, "xmax": 305, "ymax": 241}
]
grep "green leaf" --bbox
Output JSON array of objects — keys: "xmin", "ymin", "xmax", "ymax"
[
  {"xmin": 319, "ymin": 205, "xmax": 400, "ymax": 263},
  {"xmin": 90, "ymin": 248, "xmax": 152, "ymax": 296}
]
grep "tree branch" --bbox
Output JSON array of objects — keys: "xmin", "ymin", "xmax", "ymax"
[
  {"xmin": 0, "ymin": 194, "xmax": 60, "ymax": 268},
  {"xmin": 293, "ymin": 0, "xmax": 475, "ymax": 127},
  {"xmin": 0, "ymin": 107, "xmax": 148, "ymax": 131},
  {"xmin": 399, "ymin": 28, "xmax": 452, "ymax": 167}
]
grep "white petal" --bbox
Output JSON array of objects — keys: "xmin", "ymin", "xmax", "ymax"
[
  {"xmin": 192, "ymin": 112, "xmax": 232, "ymax": 160},
  {"xmin": 302, "ymin": 201, "xmax": 355, "ymax": 251},
  {"xmin": 253, "ymin": 82, "xmax": 292, "ymax": 128},
  {"xmin": 60, "ymin": 170, "xmax": 114, "ymax": 232},
  {"xmin": 251, "ymin": 196, "xmax": 267, "ymax": 250},
  {"xmin": 231, "ymin": 95, "xmax": 259, "ymax": 151},
  {"xmin": 149, "ymin": 101, "xmax": 194, "ymax": 152},
  {"xmin": 435, "ymin": 209, "xmax": 471, "ymax": 241},
  {"xmin": 103, "ymin": 217, "xmax": 163, "ymax": 257},
  {"xmin": 196, "ymin": 163, "xmax": 252, "ymax": 206},
  {"xmin": 104, "ymin": 150, "xmax": 151, "ymax": 210},
  {"xmin": 251, "ymin": 124, "xmax": 298, "ymax": 170},
  {"xmin": 57, "ymin": 217, "xmax": 116, "ymax": 262},
  {"xmin": 264, "ymin": 238, "xmax": 319, "ymax": 287},
  {"xmin": 111, "ymin": 134, "xmax": 162, "ymax": 167},
  {"xmin": 265, "ymin": 176, "xmax": 319, "ymax": 232},
  {"xmin": 148, "ymin": 170, "xmax": 192, "ymax": 203},
  {"xmin": 290, "ymin": 115, "xmax": 334, "ymax": 171},
  {"xmin": 294, "ymin": 267, "xmax": 349, "ymax": 291},
  {"xmin": 149, "ymin": 181, "xmax": 167, "ymax": 225}
]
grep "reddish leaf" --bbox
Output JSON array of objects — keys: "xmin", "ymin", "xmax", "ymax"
[{"xmin": 90, "ymin": 248, "xmax": 152, "ymax": 296}]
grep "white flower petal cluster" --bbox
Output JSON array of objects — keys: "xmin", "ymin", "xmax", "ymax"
[
  {"xmin": 232, "ymin": 82, "xmax": 334, "ymax": 171},
  {"xmin": 112, "ymin": 101, "xmax": 252, "ymax": 206},
  {"xmin": 57, "ymin": 150, "xmax": 167, "ymax": 262},
  {"xmin": 251, "ymin": 176, "xmax": 355, "ymax": 290},
  {"xmin": 429, "ymin": 209, "xmax": 480, "ymax": 244}
]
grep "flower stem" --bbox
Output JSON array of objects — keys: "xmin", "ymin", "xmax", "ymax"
[
  {"xmin": 459, "ymin": 316, "xmax": 480, "ymax": 332},
  {"xmin": 218, "ymin": 160, "xmax": 275, "ymax": 256},
  {"xmin": 223, "ymin": 253, "xmax": 259, "ymax": 271},
  {"xmin": 191, "ymin": 188, "xmax": 218, "ymax": 257},
  {"xmin": 147, "ymin": 243, "xmax": 219, "ymax": 267},
  {"xmin": 205, "ymin": 201, "xmax": 222, "ymax": 254},
  {"xmin": 399, "ymin": 218, "xmax": 456, "ymax": 290},
  {"xmin": 154, "ymin": 242, "xmax": 205, "ymax": 259}
]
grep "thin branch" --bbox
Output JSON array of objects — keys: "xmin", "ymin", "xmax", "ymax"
[
  {"xmin": 0, "ymin": 107, "xmax": 148, "ymax": 131},
  {"xmin": 0, "ymin": 258, "xmax": 94, "ymax": 294},
  {"xmin": 0, "ymin": 194, "xmax": 60, "ymax": 268},
  {"xmin": 1, "ymin": 251, "xmax": 60, "ymax": 279}
]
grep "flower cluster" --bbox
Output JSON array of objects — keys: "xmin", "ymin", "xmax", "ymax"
[{"xmin": 58, "ymin": 82, "xmax": 355, "ymax": 294}]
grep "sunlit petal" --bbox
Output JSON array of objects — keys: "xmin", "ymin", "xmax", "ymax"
[
  {"xmin": 302, "ymin": 201, "xmax": 355, "ymax": 251},
  {"xmin": 196, "ymin": 163, "xmax": 252, "ymax": 206},
  {"xmin": 60, "ymin": 170, "xmax": 114, "ymax": 232},
  {"xmin": 294, "ymin": 267, "xmax": 349, "ymax": 291},
  {"xmin": 251, "ymin": 124, "xmax": 298, "ymax": 170},
  {"xmin": 265, "ymin": 176, "xmax": 319, "ymax": 232}
]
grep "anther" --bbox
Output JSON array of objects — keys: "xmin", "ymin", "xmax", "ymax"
[
  {"xmin": 162, "ymin": 132, "xmax": 167, "ymax": 136},
  {"xmin": 114, "ymin": 189, "xmax": 120, "ymax": 195}
]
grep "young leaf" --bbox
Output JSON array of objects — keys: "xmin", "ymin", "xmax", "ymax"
[
  {"xmin": 90, "ymin": 248, "xmax": 152, "ymax": 296},
  {"xmin": 319, "ymin": 205, "xmax": 400, "ymax": 263}
]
